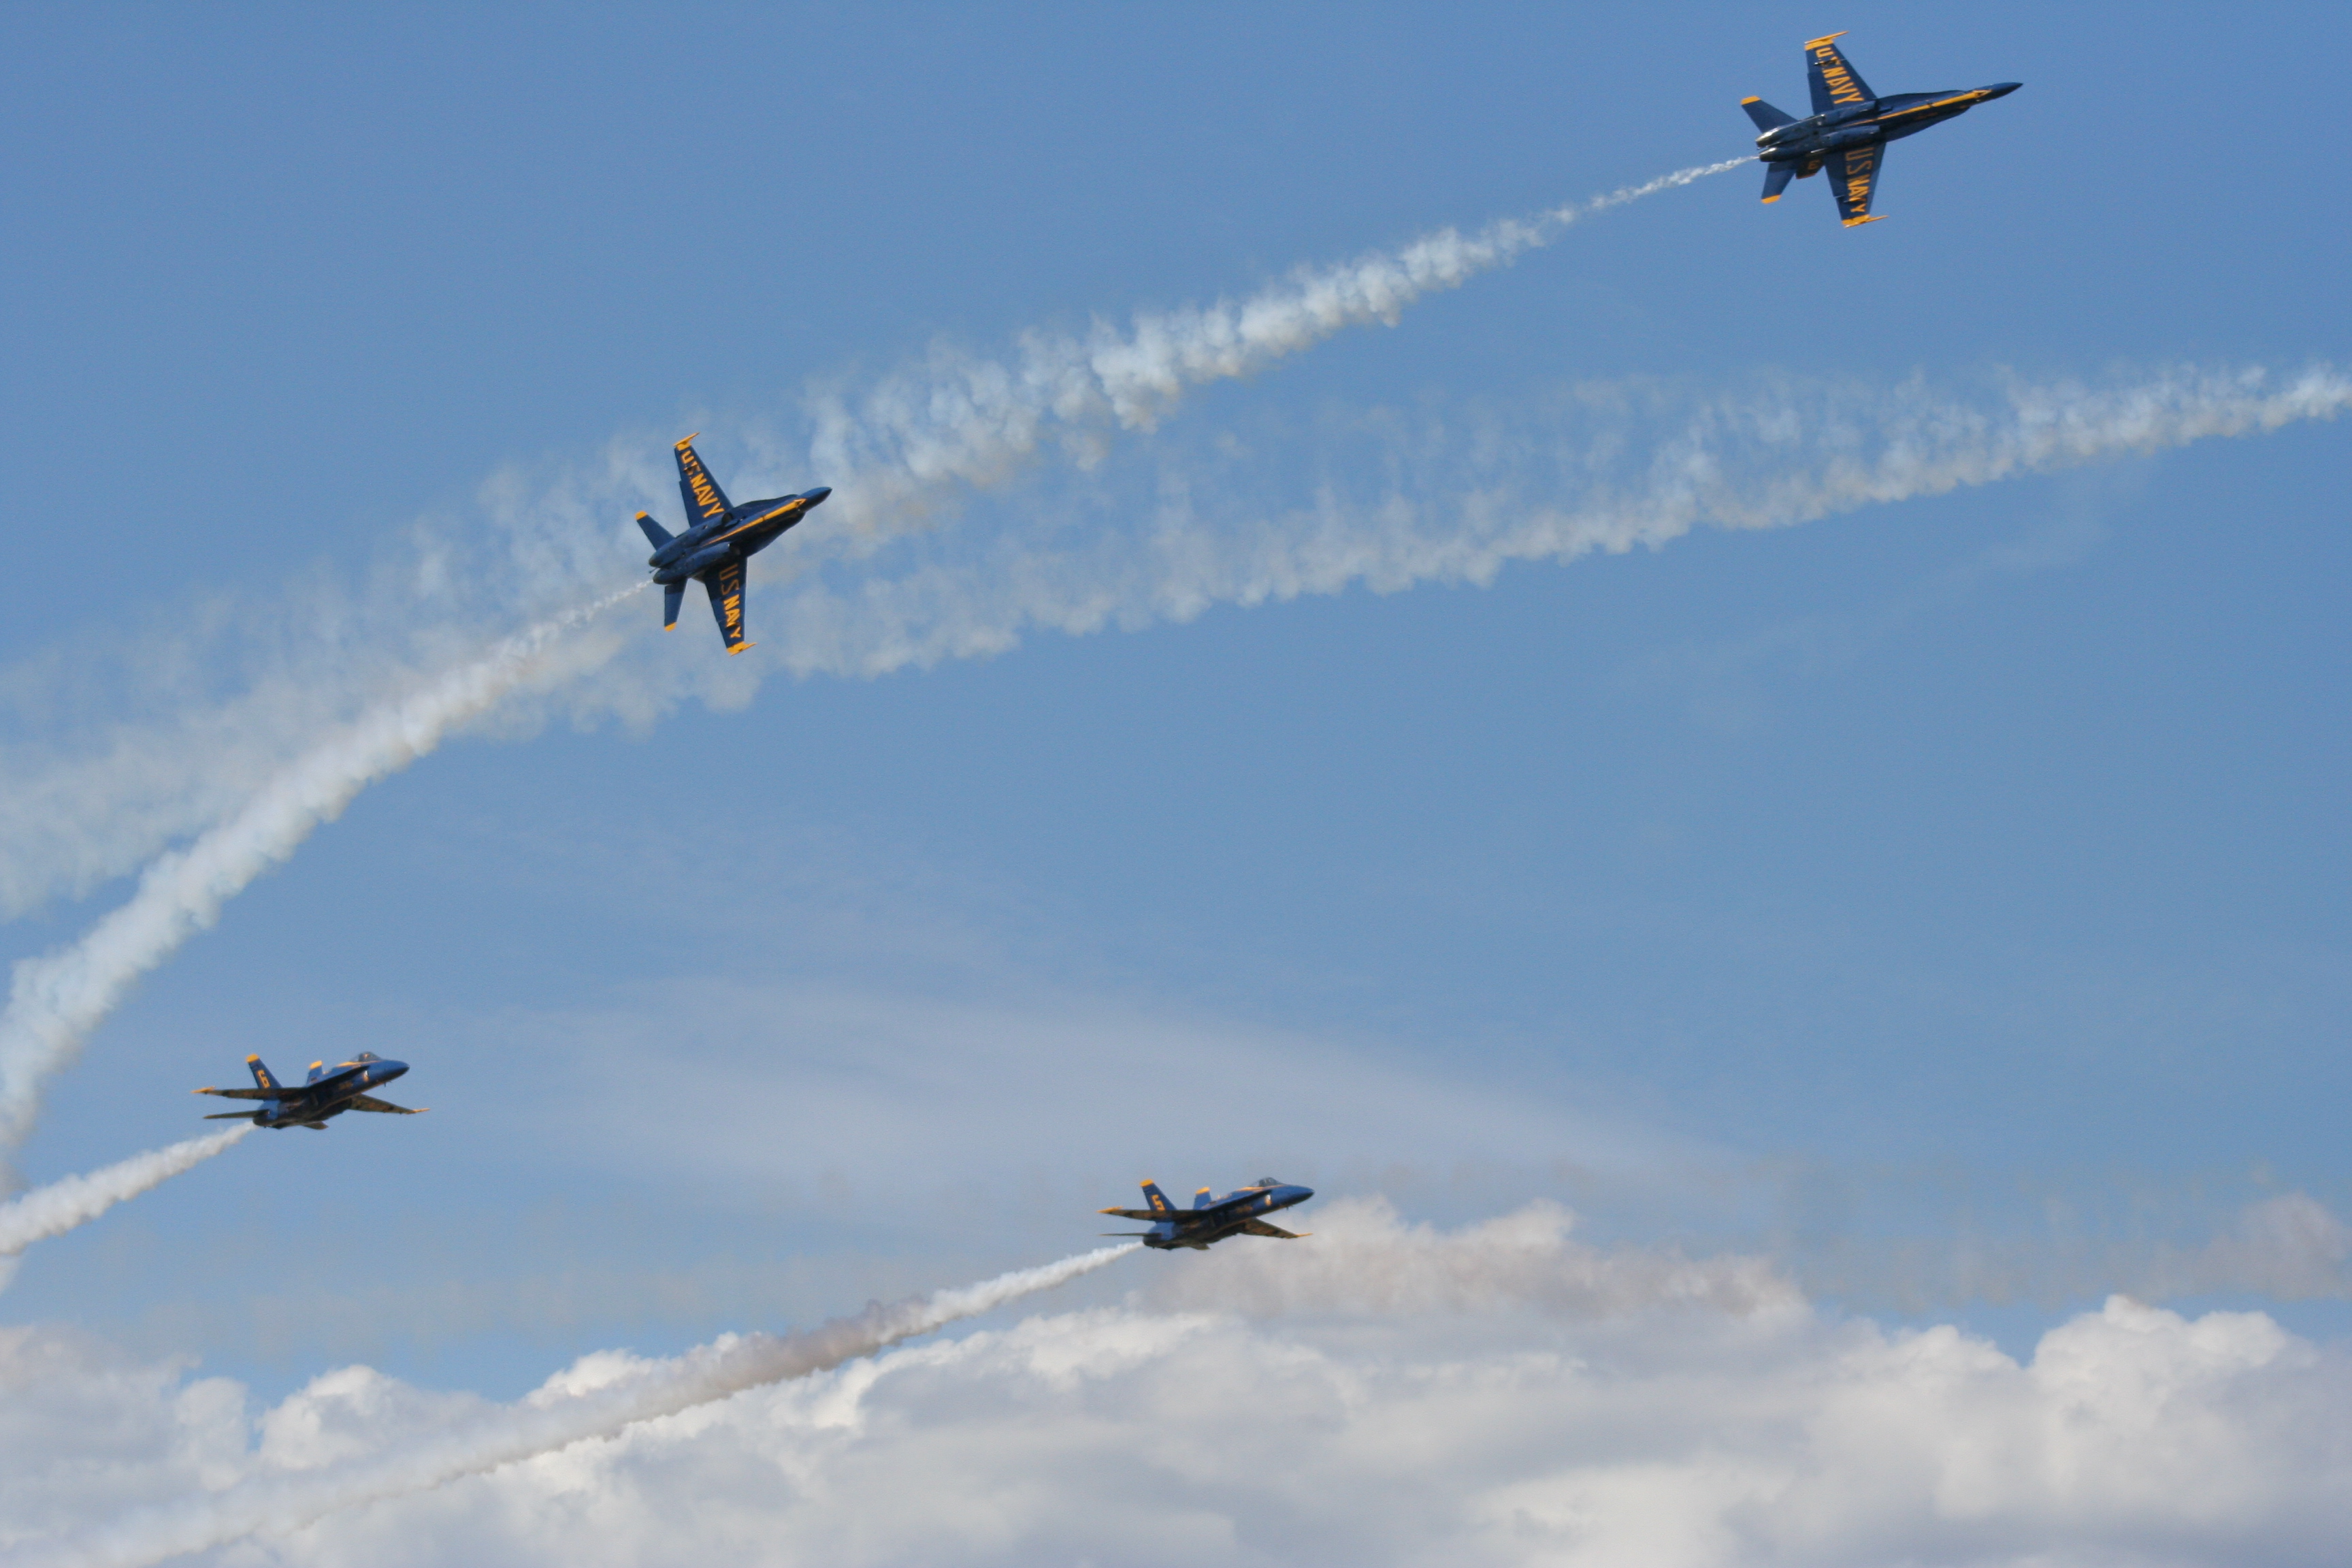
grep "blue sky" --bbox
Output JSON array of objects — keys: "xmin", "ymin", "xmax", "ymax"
[{"xmin": 1, "ymin": 5, "xmax": 2347, "ymax": 1563}]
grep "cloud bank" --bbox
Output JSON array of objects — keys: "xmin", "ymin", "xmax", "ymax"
[
  {"xmin": 3, "ymin": 1200, "xmax": 2345, "ymax": 1567},
  {"xmin": 18, "ymin": 1243, "xmax": 1135, "ymax": 1568}
]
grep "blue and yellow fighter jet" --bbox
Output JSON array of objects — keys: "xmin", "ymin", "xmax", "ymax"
[
  {"xmin": 635, "ymin": 435, "xmax": 831, "ymax": 654},
  {"xmin": 1743, "ymin": 34, "xmax": 2019, "ymax": 227},
  {"xmin": 193, "ymin": 1053, "xmax": 423, "ymax": 1130},
  {"xmin": 1100, "ymin": 1177, "xmax": 1315, "ymax": 1250}
]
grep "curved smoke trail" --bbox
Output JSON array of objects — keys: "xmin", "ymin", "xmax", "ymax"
[
  {"xmin": 811, "ymin": 159, "xmax": 1750, "ymax": 542},
  {"xmin": 0, "ymin": 1125, "xmax": 250, "ymax": 1264},
  {"xmin": 761, "ymin": 363, "xmax": 2352, "ymax": 676},
  {"xmin": 0, "ymin": 163, "xmax": 1748, "ymax": 1162},
  {"xmin": 0, "ymin": 587, "xmax": 638, "ymax": 1175},
  {"xmin": 0, "ymin": 161, "xmax": 1743, "ymax": 926},
  {"xmin": 37, "ymin": 1243, "xmax": 1138, "ymax": 1568}
]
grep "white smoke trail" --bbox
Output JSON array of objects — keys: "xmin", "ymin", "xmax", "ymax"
[
  {"xmin": 4, "ymin": 365, "xmax": 2342, "ymax": 1166},
  {"xmin": 811, "ymin": 158, "xmax": 1752, "ymax": 542},
  {"xmin": 0, "ymin": 163, "xmax": 1739, "ymax": 926},
  {"xmin": 0, "ymin": 167, "xmax": 1744, "ymax": 1158},
  {"xmin": 39, "ymin": 1243, "xmax": 1137, "ymax": 1568},
  {"xmin": 0, "ymin": 587, "xmax": 638, "ymax": 1171},
  {"xmin": 763, "ymin": 363, "xmax": 2352, "ymax": 677},
  {"xmin": 0, "ymin": 1125, "xmax": 250, "ymax": 1261}
]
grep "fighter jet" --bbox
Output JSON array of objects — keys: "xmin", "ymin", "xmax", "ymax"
[
  {"xmin": 1743, "ymin": 33, "xmax": 2019, "ymax": 226},
  {"xmin": 1100, "ymin": 1177, "xmax": 1314, "ymax": 1250},
  {"xmin": 193, "ymin": 1052, "xmax": 423, "ymax": 1130},
  {"xmin": 636, "ymin": 434, "xmax": 831, "ymax": 654}
]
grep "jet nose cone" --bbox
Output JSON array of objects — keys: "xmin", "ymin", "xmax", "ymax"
[
  {"xmin": 1984, "ymin": 82, "xmax": 2021, "ymax": 99},
  {"xmin": 805, "ymin": 486, "xmax": 833, "ymax": 506},
  {"xmin": 380, "ymin": 1060, "xmax": 408, "ymax": 1081}
]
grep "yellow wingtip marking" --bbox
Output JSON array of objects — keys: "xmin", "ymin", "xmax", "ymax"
[
  {"xmin": 1761, "ymin": 195, "xmax": 1780, "ymax": 203},
  {"xmin": 676, "ymin": 432, "xmax": 700, "ymax": 449},
  {"xmin": 1740, "ymin": 95, "xmax": 1761, "ymax": 104},
  {"xmin": 726, "ymin": 640, "xmax": 757, "ymax": 655},
  {"xmin": 1803, "ymin": 31, "xmax": 1847, "ymax": 48},
  {"xmin": 1842, "ymin": 214, "xmax": 1886, "ymax": 226}
]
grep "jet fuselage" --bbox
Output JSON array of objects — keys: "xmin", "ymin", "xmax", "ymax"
[
  {"xmin": 647, "ymin": 488, "xmax": 831, "ymax": 585},
  {"xmin": 1753, "ymin": 82, "xmax": 2019, "ymax": 169}
]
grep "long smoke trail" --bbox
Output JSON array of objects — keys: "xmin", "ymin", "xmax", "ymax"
[
  {"xmin": 4, "ymin": 365, "xmax": 2344, "ymax": 1169},
  {"xmin": 37, "ymin": 1243, "xmax": 1137, "ymax": 1568},
  {"xmin": 0, "ymin": 163, "xmax": 1746, "ymax": 1157},
  {"xmin": 0, "ymin": 163, "xmax": 1740, "ymax": 924},
  {"xmin": 0, "ymin": 1126, "xmax": 249, "ymax": 1260},
  {"xmin": 764, "ymin": 363, "xmax": 2352, "ymax": 676},
  {"xmin": 0, "ymin": 587, "xmax": 637, "ymax": 1173},
  {"xmin": 811, "ymin": 158, "xmax": 1750, "ymax": 542}
]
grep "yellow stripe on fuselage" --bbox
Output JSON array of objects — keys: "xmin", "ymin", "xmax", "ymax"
[
  {"xmin": 1872, "ymin": 91, "xmax": 1987, "ymax": 125},
  {"xmin": 703, "ymin": 501, "xmax": 805, "ymax": 546}
]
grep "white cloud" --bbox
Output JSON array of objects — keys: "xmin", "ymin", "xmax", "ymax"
[{"xmin": 3, "ymin": 1201, "xmax": 2347, "ymax": 1567}]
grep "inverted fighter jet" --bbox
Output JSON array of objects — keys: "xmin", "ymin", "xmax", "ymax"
[
  {"xmin": 1100, "ymin": 1177, "xmax": 1315, "ymax": 1250},
  {"xmin": 193, "ymin": 1052, "xmax": 423, "ymax": 1130},
  {"xmin": 1743, "ymin": 33, "xmax": 2019, "ymax": 226},
  {"xmin": 636, "ymin": 434, "xmax": 832, "ymax": 654}
]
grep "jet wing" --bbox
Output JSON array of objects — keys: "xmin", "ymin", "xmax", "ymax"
[
  {"xmin": 702, "ymin": 561, "xmax": 752, "ymax": 654},
  {"xmin": 674, "ymin": 434, "xmax": 736, "ymax": 527},
  {"xmin": 1238, "ymin": 1220, "xmax": 1308, "ymax": 1239},
  {"xmin": 1098, "ymin": 1208, "xmax": 1177, "ymax": 1222},
  {"xmin": 193, "ymin": 1086, "xmax": 278, "ymax": 1100},
  {"xmin": 1831, "ymin": 143, "xmax": 1886, "ymax": 227},
  {"xmin": 344, "ymin": 1095, "xmax": 424, "ymax": 1114},
  {"xmin": 1804, "ymin": 32, "xmax": 1875, "ymax": 114}
]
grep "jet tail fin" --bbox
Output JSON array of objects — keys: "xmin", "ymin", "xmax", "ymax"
[
  {"xmin": 1741, "ymin": 96, "xmax": 1797, "ymax": 132},
  {"xmin": 1138, "ymin": 1180, "xmax": 1177, "ymax": 1218},
  {"xmin": 636, "ymin": 512, "xmax": 674, "ymax": 549},
  {"xmin": 1761, "ymin": 163, "xmax": 1797, "ymax": 203},
  {"xmin": 663, "ymin": 581, "xmax": 685, "ymax": 630},
  {"xmin": 245, "ymin": 1055, "xmax": 282, "ymax": 1092}
]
